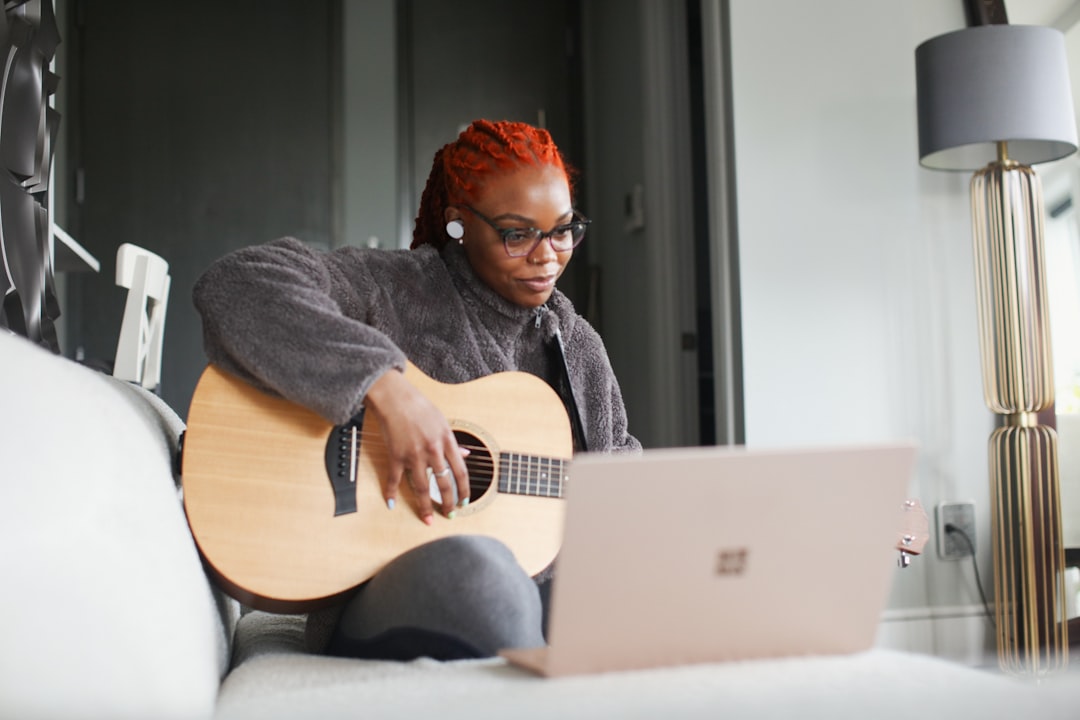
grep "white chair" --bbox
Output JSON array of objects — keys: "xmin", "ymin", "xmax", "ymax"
[{"xmin": 113, "ymin": 243, "xmax": 170, "ymax": 391}]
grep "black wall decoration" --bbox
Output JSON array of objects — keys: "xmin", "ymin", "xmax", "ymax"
[{"xmin": 0, "ymin": 0, "xmax": 60, "ymax": 351}]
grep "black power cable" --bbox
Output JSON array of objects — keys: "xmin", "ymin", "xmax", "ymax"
[{"xmin": 945, "ymin": 522, "xmax": 995, "ymax": 629}]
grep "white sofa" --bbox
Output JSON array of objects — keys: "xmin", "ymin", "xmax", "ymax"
[{"xmin": 2, "ymin": 330, "xmax": 1077, "ymax": 720}]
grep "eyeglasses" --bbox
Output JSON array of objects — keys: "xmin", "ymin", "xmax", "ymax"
[{"xmin": 464, "ymin": 206, "xmax": 590, "ymax": 258}]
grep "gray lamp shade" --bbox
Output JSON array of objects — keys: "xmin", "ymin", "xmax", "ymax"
[{"xmin": 916, "ymin": 24, "xmax": 1078, "ymax": 170}]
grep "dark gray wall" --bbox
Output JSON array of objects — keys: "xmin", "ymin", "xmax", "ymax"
[
  {"xmin": 64, "ymin": 1, "xmax": 335, "ymax": 415},
  {"xmin": 580, "ymin": 0, "xmax": 653, "ymax": 442},
  {"xmin": 57, "ymin": 0, "xmax": 705, "ymax": 450}
]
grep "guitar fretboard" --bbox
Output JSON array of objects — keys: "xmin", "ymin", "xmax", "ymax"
[{"xmin": 497, "ymin": 452, "xmax": 568, "ymax": 498}]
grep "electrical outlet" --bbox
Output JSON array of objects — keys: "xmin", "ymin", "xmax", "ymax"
[{"xmin": 936, "ymin": 501, "xmax": 976, "ymax": 560}]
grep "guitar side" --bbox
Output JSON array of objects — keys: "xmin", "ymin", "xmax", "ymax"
[{"xmin": 181, "ymin": 363, "xmax": 572, "ymax": 613}]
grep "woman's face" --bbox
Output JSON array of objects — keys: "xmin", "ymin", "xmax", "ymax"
[{"xmin": 447, "ymin": 164, "xmax": 574, "ymax": 308}]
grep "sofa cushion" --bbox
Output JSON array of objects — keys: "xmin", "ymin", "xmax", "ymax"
[
  {"xmin": 217, "ymin": 612, "xmax": 1080, "ymax": 720},
  {"xmin": 0, "ymin": 332, "xmax": 236, "ymax": 720}
]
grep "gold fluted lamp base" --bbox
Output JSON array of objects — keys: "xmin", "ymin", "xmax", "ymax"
[
  {"xmin": 989, "ymin": 422, "xmax": 1068, "ymax": 675},
  {"xmin": 971, "ymin": 150, "xmax": 1069, "ymax": 675}
]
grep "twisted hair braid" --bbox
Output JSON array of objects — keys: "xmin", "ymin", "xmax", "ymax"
[{"xmin": 411, "ymin": 119, "xmax": 575, "ymax": 250}]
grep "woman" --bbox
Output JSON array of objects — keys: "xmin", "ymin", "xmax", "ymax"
[{"xmin": 193, "ymin": 119, "xmax": 640, "ymax": 661}]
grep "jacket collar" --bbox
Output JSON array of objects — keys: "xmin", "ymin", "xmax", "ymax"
[{"xmin": 441, "ymin": 241, "xmax": 555, "ymax": 329}]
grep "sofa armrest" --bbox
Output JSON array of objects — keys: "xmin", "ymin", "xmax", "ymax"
[{"xmin": 0, "ymin": 332, "xmax": 237, "ymax": 720}]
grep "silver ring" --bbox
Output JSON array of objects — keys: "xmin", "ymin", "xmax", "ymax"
[{"xmin": 434, "ymin": 466, "xmax": 452, "ymax": 478}]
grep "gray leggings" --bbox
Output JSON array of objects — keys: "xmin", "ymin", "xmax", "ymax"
[{"xmin": 327, "ymin": 535, "xmax": 546, "ymax": 660}]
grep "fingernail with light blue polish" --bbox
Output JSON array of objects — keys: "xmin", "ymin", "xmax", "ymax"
[{"xmin": 387, "ymin": 498, "xmax": 395, "ymax": 510}]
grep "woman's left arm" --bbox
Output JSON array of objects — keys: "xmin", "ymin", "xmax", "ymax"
[
  {"xmin": 607, "ymin": 378, "xmax": 642, "ymax": 453},
  {"xmin": 563, "ymin": 318, "xmax": 641, "ymax": 453}
]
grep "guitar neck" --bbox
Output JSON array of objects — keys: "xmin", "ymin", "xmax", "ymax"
[{"xmin": 498, "ymin": 452, "xmax": 569, "ymax": 498}]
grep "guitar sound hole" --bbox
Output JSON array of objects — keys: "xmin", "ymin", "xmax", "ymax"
[{"xmin": 454, "ymin": 430, "xmax": 493, "ymax": 501}]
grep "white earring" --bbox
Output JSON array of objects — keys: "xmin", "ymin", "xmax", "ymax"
[{"xmin": 446, "ymin": 220, "xmax": 464, "ymax": 240}]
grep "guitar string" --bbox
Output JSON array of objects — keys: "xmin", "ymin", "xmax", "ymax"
[
  {"xmin": 331, "ymin": 429, "xmax": 569, "ymax": 474},
  {"xmin": 346, "ymin": 445, "xmax": 566, "ymax": 498},
  {"xmin": 331, "ymin": 431, "xmax": 569, "ymax": 492},
  {"xmin": 353, "ymin": 447, "xmax": 569, "ymax": 488}
]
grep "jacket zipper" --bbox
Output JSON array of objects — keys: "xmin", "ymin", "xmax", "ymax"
[{"xmin": 533, "ymin": 304, "xmax": 548, "ymax": 329}]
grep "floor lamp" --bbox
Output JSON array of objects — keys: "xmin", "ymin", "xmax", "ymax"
[{"xmin": 916, "ymin": 24, "xmax": 1077, "ymax": 675}]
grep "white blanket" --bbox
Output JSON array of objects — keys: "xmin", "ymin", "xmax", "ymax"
[{"xmin": 216, "ymin": 613, "xmax": 1079, "ymax": 720}]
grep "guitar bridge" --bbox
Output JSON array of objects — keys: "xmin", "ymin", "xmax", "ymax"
[{"xmin": 325, "ymin": 411, "xmax": 364, "ymax": 516}]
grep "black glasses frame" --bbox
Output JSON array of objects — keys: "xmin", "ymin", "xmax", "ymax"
[{"xmin": 463, "ymin": 205, "xmax": 590, "ymax": 258}]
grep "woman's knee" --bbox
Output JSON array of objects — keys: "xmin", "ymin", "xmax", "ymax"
[
  {"xmin": 335, "ymin": 534, "xmax": 544, "ymax": 655},
  {"xmin": 424, "ymin": 534, "xmax": 523, "ymax": 576}
]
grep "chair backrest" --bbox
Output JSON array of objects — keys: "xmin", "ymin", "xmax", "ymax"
[{"xmin": 113, "ymin": 243, "xmax": 170, "ymax": 390}]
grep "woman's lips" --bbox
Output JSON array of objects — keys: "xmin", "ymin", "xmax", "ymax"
[{"xmin": 519, "ymin": 275, "xmax": 556, "ymax": 292}]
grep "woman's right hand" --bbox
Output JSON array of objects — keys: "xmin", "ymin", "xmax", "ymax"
[{"xmin": 364, "ymin": 368, "xmax": 470, "ymax": 524}]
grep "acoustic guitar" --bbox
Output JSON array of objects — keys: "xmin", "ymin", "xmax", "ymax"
[
  {"xmin": 182, "ymin": 363, "xmax": 932, "ymax": 613},
  {"xmin": 181, "ymin": 363, "xmax": 573, "ymax": 613}
]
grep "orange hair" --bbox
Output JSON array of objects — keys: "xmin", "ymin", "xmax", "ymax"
[{"xmin": 411, "ymin": 119, "xmax": 575, "ymax": 250}]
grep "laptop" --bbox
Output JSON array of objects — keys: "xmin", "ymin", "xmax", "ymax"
[{"xmin": 500, "ymin": 442, "xmax": 917, "ymax": 677}]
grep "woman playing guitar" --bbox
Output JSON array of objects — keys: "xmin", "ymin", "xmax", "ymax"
[{"xmin": 191, "ymin": 119, "xmax": 641, "ymax": 661}]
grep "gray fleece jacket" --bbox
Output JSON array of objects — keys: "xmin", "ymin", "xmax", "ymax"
[
  {"xmin": 193, "ymin": 236, "xmax": 640, "ymax": 454},
  {"xmin": 193, "ymin": 236, "xmax": 640, "ymax": 651}
]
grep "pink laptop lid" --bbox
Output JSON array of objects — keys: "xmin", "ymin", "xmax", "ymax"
[{"xmin": 501, "ymin": 442, "xmax": 917, "ymax": 676}]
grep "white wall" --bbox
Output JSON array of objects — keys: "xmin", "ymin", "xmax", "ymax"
[
  {"xmin": 727, "ymin": 0, "xmax": 1000, "ymax": 662},
  {"xmin": 1024, "ymin": 4, "xmax": 1080, "ymax": 561}
]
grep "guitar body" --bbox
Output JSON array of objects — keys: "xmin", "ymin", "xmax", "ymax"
[{"xmin": 181, "ymin": 363, "xmax": 572, "ymax": 613}]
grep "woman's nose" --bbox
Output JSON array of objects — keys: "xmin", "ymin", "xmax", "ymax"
[{"xmin": 530, "ymin": 235, "xmax": 559, "ymax": 263}]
